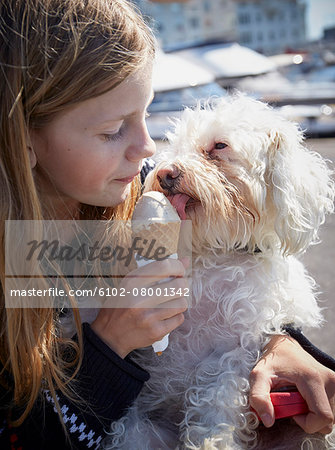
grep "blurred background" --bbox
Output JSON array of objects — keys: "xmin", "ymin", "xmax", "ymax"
[
  {"xmin": 133, "ymin": 0, "xmax": 335, "ymax": 357},
  {"xmin": 132, "ymin": 0, "xmax": 335, "ymax": 140}
]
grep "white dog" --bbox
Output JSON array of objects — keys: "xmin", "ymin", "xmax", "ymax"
[{"xmin": 104, "ymin": 95, "xmax": 335, "ymax": 449}]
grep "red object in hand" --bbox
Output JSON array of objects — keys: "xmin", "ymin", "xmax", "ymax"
[{"xmin": 269, "ymin": 391, "xmax": 309, "ymax": 420}]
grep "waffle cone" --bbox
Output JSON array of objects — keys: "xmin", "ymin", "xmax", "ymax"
[{"xmin": 133, "ymin": 221, "xmax": 180, "ymax": 259}]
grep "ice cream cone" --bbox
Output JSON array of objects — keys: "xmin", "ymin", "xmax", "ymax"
[
  {"xmin": 132, "ymin": 220, "xmax": 180, "ymax": 260},
  {"xmin": 132, "ymin": 191, "xmax": 181, "ymax": 355}
]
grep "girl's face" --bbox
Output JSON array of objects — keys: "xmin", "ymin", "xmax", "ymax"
[{"xmin": 30, "ymin": 65, "xmax": 155, "ymax": 218}]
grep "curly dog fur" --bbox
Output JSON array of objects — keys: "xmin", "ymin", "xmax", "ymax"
[{"xmin": 104, "ymin": 95, "xmax": 335, "ymax": 449}]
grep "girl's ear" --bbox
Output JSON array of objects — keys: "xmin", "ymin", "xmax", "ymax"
[
  {"xmin": 26, "ymin": 132, "xmax": 37, "ymax": 169},
  {"xmin": 27, "ymin": 146, "xmax": 37, "ymax": 169}
]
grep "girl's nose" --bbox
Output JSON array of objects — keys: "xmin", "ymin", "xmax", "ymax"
[{"xmin": 126, "ymin": 122, "xmax": 156, "ymax": 162}]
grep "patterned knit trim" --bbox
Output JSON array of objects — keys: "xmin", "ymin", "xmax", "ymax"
[{"xmin": 43, "ymin": 390, "xmax": 103, "ymax": 449}]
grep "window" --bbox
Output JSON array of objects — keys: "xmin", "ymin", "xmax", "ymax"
[
  {"xmin": 240, "ymin": 31, "xmax": 252, "ymax": 44},
  {"xmin": 190, "ymin": 17, "xmax": 200, "ymax": 28},
  {"xmin": 239, "ymin": 13, "xmax": 251, "ymax": 24}
]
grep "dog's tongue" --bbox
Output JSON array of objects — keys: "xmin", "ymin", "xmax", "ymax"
[{"xmin": 167, "ymin": 194, "xmax": 190, "ymax": 220}]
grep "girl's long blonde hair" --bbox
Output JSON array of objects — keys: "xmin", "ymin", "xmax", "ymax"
[{"xmin": 0, "ymin": 0, "xmax": 155, "ymax": 426}]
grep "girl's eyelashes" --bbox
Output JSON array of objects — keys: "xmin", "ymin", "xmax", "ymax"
[
  {"xmin": 101, "ymin": 124, "xmax": 125, "ymax": 142},
  {"xmin": 100, "ymin": 110, "xmax": 149, "ymax": 142}
]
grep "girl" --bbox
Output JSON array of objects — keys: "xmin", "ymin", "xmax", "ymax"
[{"xmin": 0, "ymin": 0, "xmax": 334, "ymax": 448}]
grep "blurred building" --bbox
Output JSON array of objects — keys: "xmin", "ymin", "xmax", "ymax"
[
  {"xmin": 134, "ymin": 0, "xmax": 237, "ymax": 51},
  {"xmin": 134, "ymin": 0, "xmax": 307, "ymax": 55},
  {"xmin": 236, "ymin": 0, "xmax": 307, "ymax": 54}
]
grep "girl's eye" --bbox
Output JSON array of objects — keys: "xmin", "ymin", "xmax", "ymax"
[
  {"xmin": 102, "ymin": 126, "xmax": 124, "ymax": 142},
  {"xmin": 215, "ymin": 142, "xmax": 227, "ymax": 150}
]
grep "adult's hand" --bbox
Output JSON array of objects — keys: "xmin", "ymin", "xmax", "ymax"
[
  {"xmin": 91, "ymin": 258, "xmax": 189, "ymax": 358},
  {"xmin": 249, "ymin": 335, "xmax": 335, "ymax": 434}
]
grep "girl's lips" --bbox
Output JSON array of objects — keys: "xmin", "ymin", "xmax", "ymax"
[{"xmin": 115, "ymin": 172, "xmax": 140, "ymax": 183}]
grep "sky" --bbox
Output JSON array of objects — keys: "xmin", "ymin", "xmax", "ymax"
[{"xmin": 306, "ymin": 0, "xmax": 335, "ymax": 39}]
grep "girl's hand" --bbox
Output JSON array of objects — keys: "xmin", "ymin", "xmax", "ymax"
[
  {"xmin": 249, "ymin": 335, "xmax": 335, "ymax": 434},
  {"xmin": 91, "ymin": 258, "xmax": 189, "ymax": 358}
]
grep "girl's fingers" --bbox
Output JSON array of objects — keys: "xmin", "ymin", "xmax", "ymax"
[
  {"xmin": 152, "ymin": 297, "xmax": 189, "ymax": 317},
  {"xmin": 292, "ymin": 381, "xmax": 334, "ymax": 434},
  {"xmin": 249, "ymin": 335, "xmax": 335, "ymax": 434},
  {"xmin": 249, "ymin": 365, "xmax": 275, "ymax": 427},
  {"xmin": 155, "ymin": 312, "xmax": 185, "ymax": 338},
  {"xmin": 125, "ymin": 258, "xmax": 187, "ymax": 288}
]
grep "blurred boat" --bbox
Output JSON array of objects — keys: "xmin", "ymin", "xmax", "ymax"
[
  {"xmin": 148, "ymin": 47, "xmax": 335, "ymax": 140},
  {"xmin": 234, "ymin": 55, "xmax": 335, "ymax": 137},
  {"xmin": 235, "ymin": 72, "xmax": 335, "ymax": 106},
  {"xmin": 278, "ymin": 104, "xmax": 335, "ymax": 138},
  {"xmin": 170, "ymin": 42, "xmax": 276, "ymax": 87},
  {"xmin": 147, "ymin": 50, "xmax": 227, "ymax": 140},
  {"xmin": 304, "ymin": 65, "xmax": 335, "ymax": 83},
  {"xmin": 152, "ymin": 49, "xmax": 214, "ymax": 92}
]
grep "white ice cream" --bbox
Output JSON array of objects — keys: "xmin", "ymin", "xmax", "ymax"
[{"xmin": 132, "ymin": 191, "xmax": 180, "ymax": 224}]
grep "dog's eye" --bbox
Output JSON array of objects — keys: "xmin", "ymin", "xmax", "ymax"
[
  {"xmin": 214, "ymin": 143, "xmax": 227, "ymax": 150},
  {"xmin": 207, "ymin": 142, "xmax": 229, "ymax": 161}
]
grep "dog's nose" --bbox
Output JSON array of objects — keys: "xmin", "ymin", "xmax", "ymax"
[{"xmin": 157, "ymin": 166, "xmax": 181, "ymax": 190}]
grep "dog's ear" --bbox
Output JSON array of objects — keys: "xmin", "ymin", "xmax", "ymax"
[{"xmin": 267, "ymin": 123, "xmax": 334, "ymax": 255}]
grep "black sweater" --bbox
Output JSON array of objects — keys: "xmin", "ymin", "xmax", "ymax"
[{"xmin": 0, "ymin": 323, "xmax": 149, "ymax": 450}]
